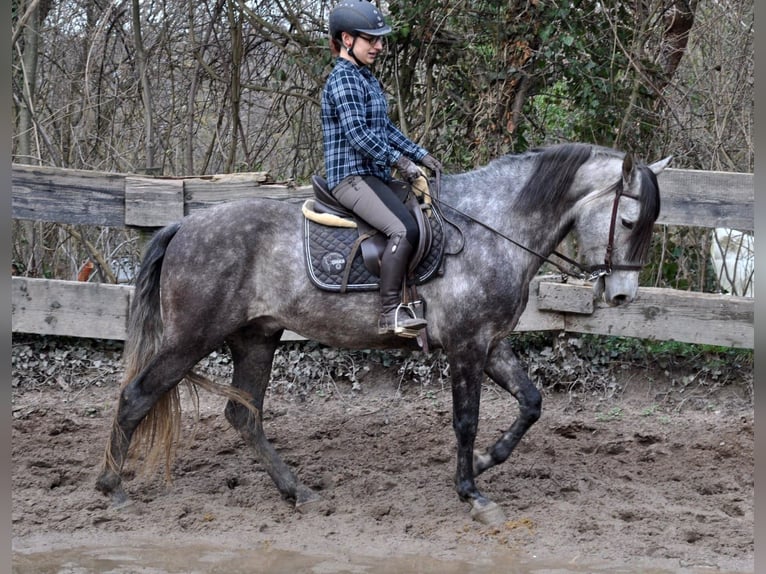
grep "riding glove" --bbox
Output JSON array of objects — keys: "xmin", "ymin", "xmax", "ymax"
[
  {"xmin": 421, "ymin": 154, "xmax": 443, "ymax": 173},
  {"xmin": 395, "ymin": 155, "xmax": 424, "ymax": 183}
]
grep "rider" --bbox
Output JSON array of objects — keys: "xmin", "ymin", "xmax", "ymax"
[{"xmin": 322, "ymin": 0, "xmax": 443, "ymax": 336}]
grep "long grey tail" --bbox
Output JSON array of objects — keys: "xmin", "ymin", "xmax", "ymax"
[{"xmin": 122, "ymin": 222, "xmax": 182, "ymax": 382}]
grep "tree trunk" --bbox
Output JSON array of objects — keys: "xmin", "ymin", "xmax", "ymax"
[
  {"xmin": 16, "ymin": 0, "xmax": 40, "ymax": 164},
  {"xmin": 132, "ymin": 0, "xmax": 157, "ymax": 172},
  {"xmin": 658, "ymin": 0, "xmax": 699, "ymax": 85}
]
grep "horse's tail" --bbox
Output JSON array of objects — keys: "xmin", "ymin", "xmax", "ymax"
[
  {"xmin": 101, "ymin": 222, "xmax": 181, "ymax": 480},
  {"xmin": 122, "ymin": 222, "xmax": 181, "ymax": 384},
  {"xmin": 105, "ymin": 222, "xmax": 257, "ymax": 482}
]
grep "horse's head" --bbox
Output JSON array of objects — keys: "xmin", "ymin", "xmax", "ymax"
[{"xmin": 576, "ymin": 152, "xmax": 671, "ymax": 306}]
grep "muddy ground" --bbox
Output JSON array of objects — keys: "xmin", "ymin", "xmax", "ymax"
[{"xmin": 11, "ymin": 336, "xmax": 754, "ymax": 573}]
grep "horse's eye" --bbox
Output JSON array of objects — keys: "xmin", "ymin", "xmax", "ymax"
[{"xmin": 621, "ymin": 218, "xmax": 635, "ymax": 230}]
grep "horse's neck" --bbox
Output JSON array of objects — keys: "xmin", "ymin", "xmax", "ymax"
[
  {"xmin": 439, "ymin": 174, "xmax": 581, "ymax": 294},
  {"xmin": 442, "ymin": 171, "xmax": 575, "ymax": 256}
]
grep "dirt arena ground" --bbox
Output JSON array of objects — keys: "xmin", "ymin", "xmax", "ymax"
[{"xmin": 11, "ymin": 336, "xmax": 754, "ymax": 573}]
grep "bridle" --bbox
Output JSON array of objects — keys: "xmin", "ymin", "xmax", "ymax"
[
  {"xmin": 578, "ymin": 184, "xmax": 646, "ymax": 279},
  {"xmin": 426, "ymin": 171, "xmax": 647, "ymax": 282}
]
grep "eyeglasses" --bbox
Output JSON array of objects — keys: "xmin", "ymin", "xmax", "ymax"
[{"xmin": 357, "ymin": 34, "xmax": 384, "ymax": 45}]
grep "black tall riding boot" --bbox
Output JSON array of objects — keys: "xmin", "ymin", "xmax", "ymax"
[{"xmin": 378, "ymin": 234, "xmax": 428, "ymax": 335}]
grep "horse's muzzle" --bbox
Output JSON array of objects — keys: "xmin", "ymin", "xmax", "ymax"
[{"xmin": 593, "ymin": 274, "xmax": 638, "ymax": 307}]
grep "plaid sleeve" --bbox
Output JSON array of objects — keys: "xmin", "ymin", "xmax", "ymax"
[{"xmin": 387, "ymin": 120, "xmax": 428, "ymax": 162}]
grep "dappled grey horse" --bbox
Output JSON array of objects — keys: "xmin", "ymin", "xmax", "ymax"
[{"xmin": 96, "ymin": 143, "xmax": 670, "ymax": 524}]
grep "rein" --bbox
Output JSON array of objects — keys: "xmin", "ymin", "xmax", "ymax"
[{"xmin": 426, "ymin": 171, "xmax": 643, "ymax": 282}]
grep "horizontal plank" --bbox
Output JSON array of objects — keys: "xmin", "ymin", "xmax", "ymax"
[
  {"xmin": 517, "ymin": 278, "xmax": 753, "ymax": 348},
  {"xmin": 12, "ymin": 164, "xmax": 126, "ymax": 227},
  {"xmin": 12, "ymin": 164, "xmax": 753, "ymax": 231},
  {"xmin": 11, "ymin": 278, "xmax": 752, "ymax": 348},
  {"xmin": 657, "ymin": 168, "xmax": 753, "ymax": 230},
  {"xmin": 559, "ymin": 284, "xmax": 753, "ymax": 348},
  {"xmin": 9, "ymin": 278, "xmax": 564, "ymax": 339},
  {"xmin": 12, "ymin": 277, "xmax": 131, "ymax": 341},
  {"xmin": 10, "ymin": 278, "xmax": 305, "ymax": 342}
]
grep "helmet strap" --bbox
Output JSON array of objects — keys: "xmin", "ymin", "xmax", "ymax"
[{"xmin": 346, "ymin": 35, "xmax": 366, "ymax": 66}]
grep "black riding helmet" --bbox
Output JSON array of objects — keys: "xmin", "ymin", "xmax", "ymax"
[{"xmin": 329, "ymin": 0, "xmax": 392, "ymax": 41}]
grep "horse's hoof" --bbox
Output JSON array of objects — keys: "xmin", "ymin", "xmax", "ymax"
[
  {"xmin": 105, "ymin": 485, "xmax": 130, "ymax": 508},
  {"xmin": 470, "ymin": 499, "xmax": 506, "ymax": 525},
  {"xmin": 295, "ymin": 487, "xmax": 321, "ymax": 513}
]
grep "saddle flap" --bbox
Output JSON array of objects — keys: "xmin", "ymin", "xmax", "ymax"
[
  {"xmin": 359, "ymin": 231, "xmax": 386, "ymax": 276},
  {"xmin": 406, "ymin": 194, "xmax": 432, "ymax": 275}
]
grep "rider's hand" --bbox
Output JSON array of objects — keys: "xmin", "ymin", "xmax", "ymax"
[
  {"xmin": 421, "ymin": 154, "xmax": 443, "ymax": 173},
  {"xmin": 395, "ymin": 155, "xmax": 424, "ymax": 183}
]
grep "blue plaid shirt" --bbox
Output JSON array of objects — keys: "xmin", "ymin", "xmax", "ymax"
[{"xmin": 321, "ymin": 58, "xmax": 428, "ymax": 190}]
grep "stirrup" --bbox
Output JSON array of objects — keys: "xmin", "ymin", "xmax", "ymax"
[{"xmin": 378, "ymin": 302, "xmax": 427, "ymax": 338}]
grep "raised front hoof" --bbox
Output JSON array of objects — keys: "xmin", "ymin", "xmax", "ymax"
[{"xmin": 469, "ymin": 499, "xmax": 506, "ymax": 526}]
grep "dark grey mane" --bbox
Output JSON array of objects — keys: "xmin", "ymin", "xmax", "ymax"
[
  {"xmin": 514, "ymin": 143, "xmax": 594, "ymax": 212},
  {"xmin": 628, "ymin": 165, "xmax": 661, "ymax": 262}
]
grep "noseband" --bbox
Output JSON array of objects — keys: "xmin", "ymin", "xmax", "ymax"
[{"xmin": 579, "ymin": 186, "xmax": 645, "ymax": 280}]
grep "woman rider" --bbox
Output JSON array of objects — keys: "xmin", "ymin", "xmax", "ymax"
[{"xmin": 321, "ymin": 0, "xmax": 443, "ymax": 336}]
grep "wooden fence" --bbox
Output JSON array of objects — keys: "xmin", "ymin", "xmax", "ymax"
[{"xmin": 11, "ymin": 163, "xmax": 754, "ymax": 349}]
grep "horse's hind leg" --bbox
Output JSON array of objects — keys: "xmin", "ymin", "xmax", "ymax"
[
  {"xmin": 473, "ymin": 338, "xmax": 542, "ymax": 476},
  {"xmin": 224, "ymin": 326, "xmax": 320, "ymax": 509},
  {"xmin": 96, "ymin": 347, "xmax": 203, "ymax": 504}
]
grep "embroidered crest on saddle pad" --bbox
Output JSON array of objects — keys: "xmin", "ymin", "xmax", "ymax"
[{"xmin": 302, "ymin": 199, "xmax": 445, "ymax": 292}]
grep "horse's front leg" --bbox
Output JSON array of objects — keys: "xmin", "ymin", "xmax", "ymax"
[
  {"xmin": 473, "ymin": 337, "xmax": 542, "ymax": 476},
  {"xmin": 450, "ymin": 355, "xmax": 506, "ymax": 525}
]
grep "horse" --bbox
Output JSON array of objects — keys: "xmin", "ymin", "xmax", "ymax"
[{"xmin": 96, "ymin": 143, "xmax": 671, "ymax": 525}]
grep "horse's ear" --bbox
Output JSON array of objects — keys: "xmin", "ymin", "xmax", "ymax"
[
  {"xmin": 648, "ymin": 156, "xmax": 672, "ymax": 175},
  {"xmin": 622, "ymin": 153, "xmax": 635, "ymax": 182}
]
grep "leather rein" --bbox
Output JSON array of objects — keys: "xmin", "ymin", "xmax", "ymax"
[{"xmin": 426, "ymin": 170, "xmax": 645, "ymax": 282}]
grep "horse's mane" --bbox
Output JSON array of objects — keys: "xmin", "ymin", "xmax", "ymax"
[
  {"xmin": 628, "ymin": 165, "xmax": 661, "ymax": 262},
  {"xmin": 513, "ymin": 143, "xmax": 594, "ymax": 212}
]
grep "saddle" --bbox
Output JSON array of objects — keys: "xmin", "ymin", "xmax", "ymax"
[{"xmin": 302, "ymin": 175, "xmax": 445, "ymax": 293}]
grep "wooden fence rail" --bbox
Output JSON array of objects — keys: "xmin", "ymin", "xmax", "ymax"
[{"xmin": 11, "ymin": 163, "xmax": 754, "ymax": 348}]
